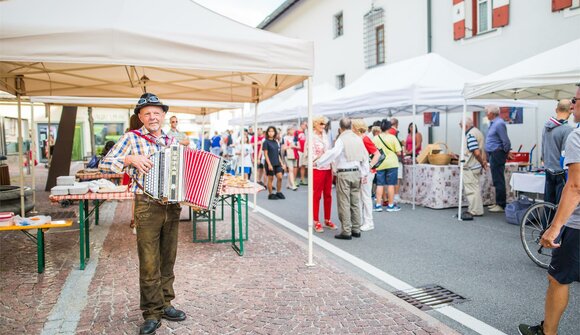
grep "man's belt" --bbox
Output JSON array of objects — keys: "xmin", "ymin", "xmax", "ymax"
[{"xmin": 337, "ymin": 168, "xmax": 359, "ymax": 173}]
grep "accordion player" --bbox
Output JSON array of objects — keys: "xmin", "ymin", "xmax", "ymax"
[{"xmin": 144, "ymin": 145, "xmax": 226, "ymax": 210}]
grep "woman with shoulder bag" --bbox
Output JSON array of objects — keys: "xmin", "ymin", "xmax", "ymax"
[{"xmin": 352, "ymin": 119, "xmax": 381, "ymax": 231}]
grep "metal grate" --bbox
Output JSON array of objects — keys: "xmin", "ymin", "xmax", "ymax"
[{"xmin": 392, "ymin": 285, "xmax": 467, "ymax": 311}]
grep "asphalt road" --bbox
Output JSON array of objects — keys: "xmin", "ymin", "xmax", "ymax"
[{"xmin": 252, "ymin": 181, "xmax": 579, "ymax": 335}]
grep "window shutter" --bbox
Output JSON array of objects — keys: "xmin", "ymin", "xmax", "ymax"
[
  {"xmin": 552, "ymin": 0, "xmax": 573, "ymax": 11},
  {"xmin": 453, "ymin": 0, "xmax": 466, "ymax": 40},
  {"xmin": 492, "ymin": 0, "xmax": 510, "ymax": 28}
]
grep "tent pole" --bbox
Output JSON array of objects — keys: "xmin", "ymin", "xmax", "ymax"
[
  {"xmin": 253, "ymin": 103, "xmax": 259, "ymax": 212},
  {"xmin": 17, "ymin": 94, "xmax": 25, "ymax": 217},
  {"xmin": 457, "ymin": 101, "xmax": 468, "ymax": 221},
  {"xmin": 534, "ymin": 107, "xmax": 539, "ymax": 168},
  {"xmin": 46, "ymin": 104, "xmax": 51, "ymax": 165},
  {"xmin": 240, "ymin": 105, "xmax": 245, "ymax": 177},
  {"xmin": 306, "ymin": 76, "xmax": 314, "ymax": 267},
  {"xmin": 30, "ymin": 103, "xmax": 37, "ymax": 214},
  {"xmin": 445, "ymin": 106, "xmax": 449, "ymax": 145},
  {"xmin": 412, "ymin": 104, "xmax": 416, "ymax": 210}
]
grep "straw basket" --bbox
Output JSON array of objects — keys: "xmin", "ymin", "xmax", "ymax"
[{"xmin": 427, "ymin": 143, "xmax": 452, "ymax": 165}]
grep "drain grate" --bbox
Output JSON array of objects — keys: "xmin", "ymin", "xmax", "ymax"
[
  {"xmin": 392, "ymin": 285, "xmax": 466, "ymax": 311},
  {"xmin": 46, "ymin": 211, "xmax": 77, "ymax": 220}
]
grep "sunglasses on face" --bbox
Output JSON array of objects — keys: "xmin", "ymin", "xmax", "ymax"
[
  {"xmin": 572, "ymin": 97, "xmax": 577, "ymax": 105},
  {"xmin": 137, "ymin": 95, "xmax": 160, "ymax": 106}
]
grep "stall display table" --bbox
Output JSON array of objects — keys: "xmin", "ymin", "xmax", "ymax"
[
  {"xmin": 75, "ymin": 170, "xmax": 125, "ymax": 184},
  {"xmin": 0, "ymin": 220, "xmax": 73, "ymax": 273},
  {"xmin": 510, "ymin": 173, "xmax": 545, "ymax": 194},
  {"xmin": 49, "ymin": 191, "xmax": 134, "ymax": 269},
  {"xmin": 192, "ymin": 182, "xmax": 264, "ymax": 256},
  {"xmin": 399, "ymin": 163, "xmax": 517, "ymax": 209}
]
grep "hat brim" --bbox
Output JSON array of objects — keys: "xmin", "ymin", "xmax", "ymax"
[{"xmin": 134, "ymin": 103, "xmax": 169, "ymax": 115}]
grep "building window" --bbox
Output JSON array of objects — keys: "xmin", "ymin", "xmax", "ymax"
[
  {"xmin": 477, "ymin": 0, "xmax": 492, "ymax": 34},
  {"xmin": 334, "ymin": 12, "xmax": 344, "ymax": 38},
  {"xmin": 336, "ymin": 74, "xmax": 345, "ymax": 90},
  {"xmin": 364, "ymin": 6, "xmax": 385, "ymax": 68},
  {"xmin": 375, "ymin": 25, "xmax": 385, "ymax": 65}
]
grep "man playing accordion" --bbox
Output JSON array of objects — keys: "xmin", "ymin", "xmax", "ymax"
[{"xmin": 100, "ymin": 93, "xmax": 186, "ymax": 335}]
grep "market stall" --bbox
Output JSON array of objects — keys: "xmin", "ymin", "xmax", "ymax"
[
  {"xmin": 0, "ymin": 0, "xmax": 316, "ymax": 264},
  {"xmin": 461, "ymin": 38, "xmax": 580, "ymax": 219}
]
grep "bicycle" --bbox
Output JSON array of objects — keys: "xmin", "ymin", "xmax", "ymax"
[{"xmin": 520, "ymin": 201, "xmax": 558, "ymax": 269}]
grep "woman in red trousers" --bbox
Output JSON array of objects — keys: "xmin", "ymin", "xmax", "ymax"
[{"xmin": 309, "ymin": 116, "xmax": 337, "ymax": 233}]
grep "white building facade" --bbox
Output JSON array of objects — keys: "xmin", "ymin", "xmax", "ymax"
[{"xmin": 258, "ymin": 0, "xmax": 580, "ymax": 156}]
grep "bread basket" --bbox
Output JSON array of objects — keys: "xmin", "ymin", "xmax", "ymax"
[{"xmin": 427, "ymin": 143, "xmax": 452, "ymax": 165}]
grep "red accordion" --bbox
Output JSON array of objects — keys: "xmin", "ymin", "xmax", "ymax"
[{"xmin": 145, "ymin": 145, "xmax": 225, "ymax": 210}]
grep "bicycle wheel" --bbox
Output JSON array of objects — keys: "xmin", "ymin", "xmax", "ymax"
[{"xmin": 520, "ymin": 202, "xmax": 557, "ymax": 269}]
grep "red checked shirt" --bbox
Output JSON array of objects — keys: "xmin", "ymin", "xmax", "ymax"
[{"xmin": 99, "ymin": 126, "xmax": 177, "ymax": 193}]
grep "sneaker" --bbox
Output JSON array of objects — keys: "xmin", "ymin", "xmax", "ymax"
[
  {"xmin": 386, "ymin": 204, "xmax": 401, "ymax": 212},
  {"xmin": 268, "ymin": 194, "xmax": 278, "ymax": 200},
  {"xmin": 394, "ymin": 194, "xmax": 401, "ymax": 202},
  {"xmin": 360, "ymin": 224, "xmax": 374, "ymax": 231},
  {"xmin": 324, "ymin": 220, "xmax": 337, "ymax": 230},
  {"xmin": 314, "ymin": 221, "xmax": 324, "ymax": 233},
  {"xmin": 373, "ymin": 204, "xmax": 383, "ymax": 212},
  {"xmin": 382, "ymin": 201, "xmax": 389, "ymax": 207},
  {"xmin": 488, "ymin": 205, "xmax": 505, "ymax": 213},
  {"xmin": 517, "ymin": 322, "xmax": 544, "ymax": 335},
  {"xmin": 300, "ymin": 180, "xmax": 308, "ymax": 186},
  {"xmin": 276, "ymin": 192, "xmax": 286, "ymax": 199}
]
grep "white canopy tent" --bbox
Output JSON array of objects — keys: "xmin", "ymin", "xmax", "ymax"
[
  {"xmin": 311, "ymin": 53, "xmax": 535, "ymax": 208},
  {"xmin": 230, "ymin": 83, "xmax": 338, "ymax": 126},
  {"xmin": 1, "ymin": 0, "xmax": 318, "ymax": 264},
  {"xmin": 457, "ymin": 39, "xmax": 580, "ymax": 220}
]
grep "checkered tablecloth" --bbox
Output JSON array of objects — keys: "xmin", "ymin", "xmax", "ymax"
[
  {"xmin": 49, "ymin": 191, "xmax": 135, "ymax": 202},
  {"xmin": 76, "ymin": 172, "xmax": 125, "ymax": 181},
  {"xmin": 222, "ymin": 182, "xmax": 265, "ymax": 195}
]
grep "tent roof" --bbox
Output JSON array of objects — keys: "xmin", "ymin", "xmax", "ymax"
[
  {"xmin": 0, "ymin": 0, "xmax": 314, "ymax": 102},
  {"xmin": 463, "ymin": 39, "xmax": 580, "ymax": 100},
  {"xmin": 29, "ymin": 96, "xmax": 242, "ymax": 115},
  {"xmin": 315, "ymin": 53, "xmax": 482, "ymax": 116},
  {"xmin": 230, "ymin": 83, "xmax": 336, "ymax": 125}
]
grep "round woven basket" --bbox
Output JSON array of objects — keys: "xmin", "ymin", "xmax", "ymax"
[{"xmin": 427, "ymin": 143, "xmax": 452, "ymax": 165}]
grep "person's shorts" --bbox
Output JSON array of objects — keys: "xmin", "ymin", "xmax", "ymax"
[
  {"xmin": 298, "ymin": 152, "xmax": 307, "ymax": 167},
  {"xmin": 548, "ymin": 226, "xmax": 580, "ymax": 284},
  {"xmin": 238, "ymin": 166, "xmax": 252, "ymax": 177},
  {"xmin": 285, "ymin": 157, "xmax": 297, "ymax": 168},
  {"xmin": 376, "ymin": 167, "xmax": 398, "ymax": 186},
  {"xmin": 266, "ymin": 165, "xmax": 284, "ymax": 176}
]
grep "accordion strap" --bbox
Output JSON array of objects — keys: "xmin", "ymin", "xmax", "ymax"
[{"xmin": 131, "ymin": 129, "xmax": 168, "ymax": 147}]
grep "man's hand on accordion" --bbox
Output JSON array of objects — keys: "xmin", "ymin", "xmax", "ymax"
[{"xmin": 125, "ymin": 155, "xmax": 153, "ymax": 174}]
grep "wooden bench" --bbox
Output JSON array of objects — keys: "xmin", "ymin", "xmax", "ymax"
[{"xmin": 0, "ymin": 220, "xmax": 73, "ymax": 273}]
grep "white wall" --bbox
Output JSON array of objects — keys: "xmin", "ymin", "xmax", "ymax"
[{"xmin": 266, "ymin": 0, "xmax": 427, "ymax": 88}]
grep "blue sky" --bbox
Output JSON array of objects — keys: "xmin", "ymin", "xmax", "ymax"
[{"xmin": 194, "ymin": 0, "xmax": 286, "ymax": 27}]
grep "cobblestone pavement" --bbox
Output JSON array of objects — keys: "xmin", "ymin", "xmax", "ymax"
[
  {"xmin": 2, "ymin": 165, "xmax": 458, "ymax": 334},
  {"xmin": 75, "ymin": 201, "xmax": 457, "ymax": 335}
]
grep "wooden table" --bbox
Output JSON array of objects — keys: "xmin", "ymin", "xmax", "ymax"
[
  {"xmin": 49, "ymin": 191, "xmax": 134, "ymax": 270},
  {"xmin": 0, "ymin": 220, "xmax": 73, "ymax": 273}
]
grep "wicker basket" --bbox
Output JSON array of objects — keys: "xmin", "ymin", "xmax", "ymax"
[{"xmin": 427, "ymin": 143, "xmax": 452, "ymax": 165}]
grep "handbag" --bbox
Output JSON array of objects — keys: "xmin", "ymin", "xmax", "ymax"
[
  {"xmin": 370, "ymin": 148, "xmax": 386, "ymax": 169},
  {"xmin": 286, "ymin": 147, "xmax": 296, "ymax": 160}
]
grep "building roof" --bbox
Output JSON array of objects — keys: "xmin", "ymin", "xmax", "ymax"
[{"xmin": 257, "ymin": 0, "xmax": 302, "ymax": 29}]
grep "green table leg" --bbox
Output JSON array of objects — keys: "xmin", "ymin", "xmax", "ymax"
[
  {"xmin": 95, "ymin": 200, "xmax": 99, "ymax": 225},
  {"xmin": 231, "ymin": 194, "xmax": 244, "ymax": 256},
  {"xmin": 244, "ymin": 194, "xmax": 248, "ymax": 241},
  {"xmin": 79, "ymin": 199, "xmax": 86, "ymax": 270},
  {"xmin": 36, "ymin": 228, "xmax": 45, "ymax": 273},
  {"xmin": 85, "ymin": 200, "xmax": 90, "ymax": 259},
  {"xmin": 192, "ymin": 209, "xmax": 211, "ymax": 243}
]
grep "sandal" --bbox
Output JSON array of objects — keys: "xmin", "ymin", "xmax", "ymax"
[
  {"xmin": 314, "ymin": 221, "xmax": 324, "ymax": 233},
  {"xmin": 324, "ymin": 220, "xmax": 337, "ymax": 230}
]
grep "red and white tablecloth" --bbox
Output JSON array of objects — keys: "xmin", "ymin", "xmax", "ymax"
[
  {"xmin": 49, "ymin": 191, "xmax": 135, "ymax": 202},
  {"xmin": 399, "ymin": 163, "xmax": 517, "ymax": 209}
]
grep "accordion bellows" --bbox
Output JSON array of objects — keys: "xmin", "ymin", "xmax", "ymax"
[{"xmin": 145, "ymin": 145, "xmax": 226, "ymax": 210}]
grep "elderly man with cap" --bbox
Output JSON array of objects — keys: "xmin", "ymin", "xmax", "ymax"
[{"xmin": 100, "ymin": 93, "xmax": 186, "ymax": 335}]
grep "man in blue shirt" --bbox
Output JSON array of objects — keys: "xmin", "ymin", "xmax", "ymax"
[
  {"xmin": 484, "ymin": 105, "xmax": 513, "ymax": 212},
  {"xmin": 210, "ymin": 131, "xmax": 222, "ymax": 156}
]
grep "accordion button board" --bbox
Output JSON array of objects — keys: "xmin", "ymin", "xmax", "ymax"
[{"xmin": 144, "ymin": 145, "xmax": 226, "ymax": 210}]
